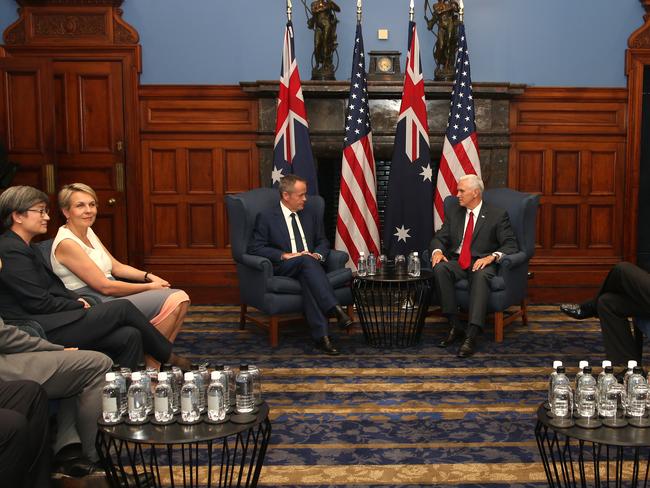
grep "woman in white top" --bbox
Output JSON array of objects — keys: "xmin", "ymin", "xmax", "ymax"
[{"xmin": 51, "ymin": 183, "xmax": 189, "ymax": 345}]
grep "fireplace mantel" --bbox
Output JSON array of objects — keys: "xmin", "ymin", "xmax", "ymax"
[{"xmin": 241, "ymin": 80, "xmax": 525, "ymax": 188}]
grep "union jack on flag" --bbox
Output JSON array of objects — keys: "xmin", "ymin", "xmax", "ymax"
[
  {"xmin": 382, "ymin": 21, "xmax": 433, "ymax": 257},
  {"xmin": 434, "ymin": 23, "xmax": 481, "ymax": 230},
  {"xmin": 272, "ymin": 21, "xmax": 318, "ymax": 194}
]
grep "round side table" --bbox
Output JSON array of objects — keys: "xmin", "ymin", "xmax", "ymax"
[
  {"xmin": 96, "ymin": 403, "xmax": 271, "ymax": 487},
  {"xmin": 352, "ymin": 269, "xmax": 433, "ymax": 348},
  {"xmin": 536, "ymin": 404, "xmax": 650, "ymax": 487}
]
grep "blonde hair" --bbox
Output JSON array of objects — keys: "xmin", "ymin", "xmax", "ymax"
[{"xmin": 58, "ymin": 183, "xmax": 98, "ymax": 210}]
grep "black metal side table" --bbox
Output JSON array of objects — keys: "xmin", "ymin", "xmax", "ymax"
[
  {"xmin": 96, "ymin": 403, "xmax": 271, "ymax": 487},
  {"xmin": 535, "ymin": 404, "xmax": 650, "ymax": 487},
  {"xmin": 352, "ymin": 269, "xmax": 433, "ymax": 348}
]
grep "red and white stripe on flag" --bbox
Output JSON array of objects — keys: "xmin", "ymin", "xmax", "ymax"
[{"xmin": 335, "ymin": 135, "xmax": 381, "ymax": 269}]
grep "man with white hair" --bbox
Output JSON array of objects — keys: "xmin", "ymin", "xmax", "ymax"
[{"xmin": 429, "ymin": 174, "xmax": 518, "ymax": 357}]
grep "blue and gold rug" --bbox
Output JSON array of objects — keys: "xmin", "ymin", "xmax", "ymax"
[{"xmin": 171, "ymin": 305, "xmax": 611, "ymax": 487}]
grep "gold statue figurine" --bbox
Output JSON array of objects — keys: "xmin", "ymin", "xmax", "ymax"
[
  {"xmin": 302, "ymin": 0, "xmax": 340, "ymax": 80},
  {"xmin": 425, "ymin": 0, "xmax": 460, "ymax": 81}
]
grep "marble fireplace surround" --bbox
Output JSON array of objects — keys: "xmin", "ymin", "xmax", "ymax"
[{"xmin": 241, "ymin": 80, "xmax": 525, "ymax": 242}]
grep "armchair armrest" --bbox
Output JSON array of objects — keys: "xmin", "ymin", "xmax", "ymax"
[
  {"xmin": 499, "ymin": 251, "xmax": 527, "ymax": 269},
  {"xmin": 240, "ymin": 253, "xmax": 274, "ymax": 278},
  {"xmin": 326, "ymin": 249, "xmax": 349, "ymax": 270}
]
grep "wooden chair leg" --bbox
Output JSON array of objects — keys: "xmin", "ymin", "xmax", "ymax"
[
  {"xmin": 240, "ymin": 303, "xmax": 247, "ymax": 330},
  {"xmin": 494, "ymin": 311, "xmax": 504, "ymax": 343},
  {"xmin": 346, "ymin": 304, "xmax": 355, "ymax": 335},
  {"xmin": 521, "ymin": 299, "xmax": 528, "ymax": 326},
  {"xmin": 269, "ymin": 316, "xmax": 279, "ymax": 347}
]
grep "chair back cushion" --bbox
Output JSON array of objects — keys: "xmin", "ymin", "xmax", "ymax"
[
  {"xmin": 482, "ymin": 188, "xmax": 540, "ymax": 259},
  {"xmin": 225, "ymin": 188, "xmax": 325, "ymax": 262},
  {"xmin": 34, "ymin": 238, "xmax": 54, "ymax": 272}
]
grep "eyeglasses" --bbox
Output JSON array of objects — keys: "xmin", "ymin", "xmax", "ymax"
[{"xmin": 26, "ymin": 208, "xmax": 50, "ymax": 216}]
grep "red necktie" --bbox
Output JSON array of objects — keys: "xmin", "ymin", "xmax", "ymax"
[{"xmin": 458, "ymin": 211, "xmax": 474, "ymax": 270}]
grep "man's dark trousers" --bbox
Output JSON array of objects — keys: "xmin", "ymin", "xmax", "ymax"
[
  {"xmin": 595, "ymin": 262, "xmax": 650, "ymax": 365},
  {"xmin": 0, "ymin": 380, "xmax": 50, "ymax": 488},
  {"xmin": 275, "ymin": 255, "xmax": 337, "ymax": 338},
  {"xmin": 433, "ymin": 258, "xmax": 496, "ymax": 328}
]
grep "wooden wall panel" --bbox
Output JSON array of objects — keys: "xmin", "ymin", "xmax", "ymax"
[
  {"xmin": 139, "ymin": 85, "xmax": 259, "ymax": 302},
  {"xmin": 509, "ymin": 87, "xmax": 628, "ymax": 302}
]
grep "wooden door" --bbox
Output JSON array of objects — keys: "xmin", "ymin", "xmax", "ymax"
[
  {"xmin": 53, "ymin": 60, "xmax": 128, "ymax": 260},
  {"xmin": 0, "ymin": 57, "xmax": 57, "ymax": 222}
]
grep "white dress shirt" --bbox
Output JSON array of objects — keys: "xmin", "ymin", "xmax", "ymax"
[{"xmin": 280, "ymin": 202, "xmax": 309, "ymax": 253}]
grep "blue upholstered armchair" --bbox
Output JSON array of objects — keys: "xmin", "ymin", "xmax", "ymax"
[
  {"xmin": 225, "ymin": 188, "xmax": 353, "ymax": 346},
  {"xmin": 425, "ymin": 188, "xmax": 540, "ymax": 342}
]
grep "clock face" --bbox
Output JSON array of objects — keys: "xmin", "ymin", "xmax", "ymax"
[{"xmin": 377, "ymin": 56, "xmax": 393, "ymax": 73}]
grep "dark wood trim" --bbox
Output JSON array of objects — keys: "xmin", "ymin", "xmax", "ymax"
[{"xmin": 509, "ymin": 86, "xmax": 628, "ymax": 302}]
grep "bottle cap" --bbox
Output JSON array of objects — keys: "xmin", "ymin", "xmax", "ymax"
[
  {"xmin": 556, "ymin": 366, "xmax": 566, "ymax": 374},
  {"xmin": 634, "ymin": 366, "xmax": 643, "ymax": 374},
  {"xmin": 111, "ymin": 364, "xmax": 121, "ymax": 371},
  {"xmin": 628, "ymin": 360, "xmax": 638, "ymax": 369},
  {"xmin": 602, "ymin": 360, "xmax": 612, "ymax": 368},
  {"xmin": 211, "ymin": 371, "xmax": 220, "ymax": 380},
  {"xmin": 579, "ymin": 360, "xmax": 589, "ymax": 369},
  {"xmin": 413, "ymin": 252, "xmax": 418, "ymax": 256},
  {"xmin": 158, "ymin": 372, "xmax": 168, "ymax": 381},
  {"xmin": 240, "ymin": 364, "xmax": 249, "ymax": 370},
  {"xmin": 131, "ymin": 371, "xmax": 142, "ymax": 381},
  {"xmin": 359, "ymin": 251, "xmax": 365, "ymax": 256},
  {"xmin": 605, "ymin": 365, "xmax": 614, "ymax": 374},
  {"xmin": 552, "ymin": 360, "xmax": 563, "ymax": 369},
  {"xmin": 137, "ymin": 362, "xmax": 146, "ymax": 370},
  {"xmin": 106, "ymin": 372, "xmax": 116, "ymax": 382},
  {"xmin": 184, "ymin": 372, "xmax": 194, "ymax": 381},
  {"xmin": 583, "ymin": 366, "xmax": 592, "ymax": 374}
]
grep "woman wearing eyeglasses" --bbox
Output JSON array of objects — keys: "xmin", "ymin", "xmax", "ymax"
[
  {"xmin": 0, "ymin": 185, "xmax": 192, "ymax": 370},
  {"xmin": 50, "ymin": 183, "xmax": 189, "ymax": 344}
]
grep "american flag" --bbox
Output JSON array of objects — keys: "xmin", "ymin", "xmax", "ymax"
[
  {"xmin": 272, "ymin": 21, "xmax": 318, "ymax": 194},
  {"xmin": 334, "ymin": 22, "xmax": 380, "ymax": 269},
  {"xmin": 434, "ymin": 23, "xmax": 481, "ymax": 230},
  {"xmin": 382, "ymin": 21, "xmax": 433, "ymax": 257}
]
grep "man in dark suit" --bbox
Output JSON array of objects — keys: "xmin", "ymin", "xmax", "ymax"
[
  {"xmin": 429, "ymin": 174, "xmax": 518, "ymax": 357},
  {"xmin": 560, "ymin": 262, "xmax": 650, "ymax": 368},
  {"xmin": 248, "ymin": 174, "xmax": 352, "ymax": 355}
]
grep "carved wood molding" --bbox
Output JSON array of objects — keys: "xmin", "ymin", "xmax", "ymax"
[
  {"xmin": 628, "ymin": 0, "xmax": 650, "ymax": 48},
  {"xmin": 3, "ymin": 1, "xmax": 138, "ymax": 46}
]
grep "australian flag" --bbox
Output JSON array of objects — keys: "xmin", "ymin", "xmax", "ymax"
[
  {"xmin": 382, "ymin": 21, "xmax": 432, "ymax": 256},
  {"xmin": 272, "ymin": 21, "xmax": 318, "ymax": 195}
]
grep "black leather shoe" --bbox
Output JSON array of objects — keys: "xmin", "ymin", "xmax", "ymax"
[
  {"xmin": 314, "ymin": 336, "xmax": 340, "ymax": 356},
  {"xmin": 55, "ymin": 457, "xmax": 104, "ymax": 478},
  {"xmin": 560, "ymin": 302, "xmax": 596, "ymax": 320},
  {"xmin": 333, "ymin": 305, "xmax": 353, "ymax": 330},
  {"xmin": 457, "ymin": 336, "xmax": 476, "ymax": 358},
  {"xmin": 438, "ymin": 328, "xmax": 463, "ymax": 348}
]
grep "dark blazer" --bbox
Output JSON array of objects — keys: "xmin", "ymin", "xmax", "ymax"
[
  {"xmin": 248, "ymin": 203, "xmax": 330, "ymax": 265},
  {"xmin": 0, "ymin": 230, "xmax": 85, "ymax": 331},
  {"xmin": 429, "ymin": 201, "xmax": 519, "ymax": 259}
]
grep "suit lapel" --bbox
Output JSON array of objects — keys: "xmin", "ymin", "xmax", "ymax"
[
  {"xmin": 273, "ymin": 206, "xmax": 292, "ymax": 251},
  {"xmin": 471, "ymin": 203, "xmax": 489, "ymax": 243},
  {"xmin": 454, "ymin": 206, "xmax": 466, "ymax": 247}
]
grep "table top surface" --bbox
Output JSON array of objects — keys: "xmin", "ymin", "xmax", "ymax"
[
  {"xmin": 98, "ymin": 403, "xmax": 269, "ymax": 444},
  {"xmin": 537, "ymin": 404, "xmax": 650, "ymax": 447},
  {"xmin": 353, "ymin": 269, "xmax": 433, "ymax": 283}
]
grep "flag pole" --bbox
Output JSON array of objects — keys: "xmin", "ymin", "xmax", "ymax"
[
  {"xmin": 357, "ymin": 0, "xmax": 362, "ymax": 22},
  {"xmin": 287, "ymin": 0, "xmax": 292, "ymax": 22},
  {"xmin": 409, "ymin": 0, "xmax": 414, "ymax": 21},
  {"xmin": 458, "ymin": 0, "xmax": 464, "ymax": 22}
]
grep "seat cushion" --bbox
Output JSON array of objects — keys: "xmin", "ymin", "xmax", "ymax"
[
  {"xmin": 454, "ymin": 276, "xmax": 506, "ymax": 292},
  {"xmin": 266, "ymin": 267, "xmax": 352, "ymax": 294}
]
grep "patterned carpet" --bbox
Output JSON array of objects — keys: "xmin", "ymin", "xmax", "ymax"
[{"xmin": 171, "ymin": 304, "xmax": 613, "ymax": 487}]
